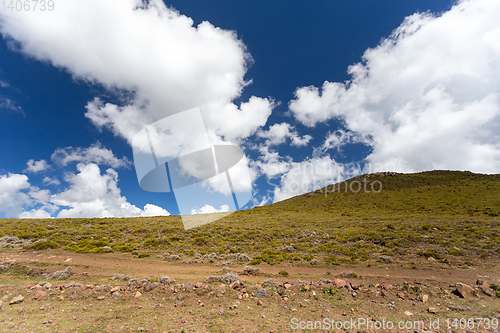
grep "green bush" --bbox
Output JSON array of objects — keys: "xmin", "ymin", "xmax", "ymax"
[
  {"xmin": 249, "ymin": 259, "xmax": 261, "ymax": 265},
  {"xmin": 138, "ymin": 253, "xmax": 150, "ymax": 258},
  {"xmin": 27, "ymin": 240, "xmax": 59, "ymax": 250},
  {"xmin": 278, "ymin": 270, "xmax": 288, "ymax": 277}
]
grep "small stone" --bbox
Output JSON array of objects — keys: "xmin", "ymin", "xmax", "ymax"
[
  {"xmin": 135, "ymin": 292, "xmax": 142, "ymax": 298},
  {"xmin": 350, "ymin": 282, "xmax": 360, "ymax": 290},
  {"xmin": 110, "ymin": 286, "xmax": 120, "ymax": 292},
  {"xmin": 175, "ymin": 300, "xmax": 184, "ymax": 307},
  {"xmin": 332, "ymin": 279, "xmax": 346, "ymax": 288},
  {"xmin": 97, "ymin": 296, "xmax": 105, "ymax": 300},
  {"xmin": 9, "ymin": 295, "xmax": 23, "ymax": 305},
  {"xmin": 455, "ymin": 283, "xmax": 475, "ymax": 298},
  {"xmin": 404, "ymin": 311, "xmax": 413, "ymax": 316},
  {"xmin": 218, "ymin": 308, "xmax": 225, "ymax": 315},
  {"xmin": 257, "ymin": 300, "xmax": 263, "ymax": 306},
  {"xmin": 230, "ymin": 280, "xmax": 240, "ymax": 289},
  {"xmin": 34, "ymin": 290, "xmax": 46, "ymax": 301},
  {"xmin": 216, "ymin": 292, "xmax": 223, "ymax": 297},
  {"xmin": 428, "ymin": 307, "xmax": 438, "ymax": 314},
  {"xmin": 284, "ymin": 283, "xmax": 292, "ymax": 289},
  {"xmin": 111, "ymin": 291, "xmax": 120, "ymax": 298},
  {"xmin": 177, "ymin": 294, "xmax": 184, "ymax": 301},
  {"xmin": 422, "ymin": 294, "xmax": 429, "ymax": 303},
  {"xmin": 256, "ymin": 288, "xmax": 267, "ymax": 298}
]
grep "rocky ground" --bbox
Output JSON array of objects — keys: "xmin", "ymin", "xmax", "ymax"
[{"xmin": 1, "ymin": 250, "xmax": 499, "ymax": 333}]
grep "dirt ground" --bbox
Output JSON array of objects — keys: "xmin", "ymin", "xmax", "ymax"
[{"xmin": 1, "ymin": 248, "xmax": 499, "ymax": 333}]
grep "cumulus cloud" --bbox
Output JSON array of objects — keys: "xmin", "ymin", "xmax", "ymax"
[
  {"xmin": 25, "ymin": 159, "xmax": 49, "ymax": 173},
  {"xmin": 289, "ymin": 0, "xmax": 500, "ymax": 174},
  {"xmin": 43, "ymin": 176, "xmax": 60, "ymax": 186},
  {"xmin": 272, "ymin": 156, "xmax": 359, "ymax": 202},
  {"xmin": 257, "ymin": 122, "xmax": 312, "ymax": 147},
  {"xmin": 0, "ymin": 0, "xmax": 274, "ymax": 146},
  {"xmin": 140, "ymin": 204, "xmax": 170, "ymax": 217},
  {"xmin": 190, "ymin": 204, "xmax": 230, "ymax": 215},
  {"xmin": 0, "ymin": 173, "xmax": 31, "ymax": 216},
  {"xmin": 51, "ymin": 142, "xmax": 130, "ymax": 168},
  {"xmin": 51, "ymin": 163, "xmax": 154, "ymax": 218},
  {"xmin": 0, "ymin": 159, "xmax": 171, "ymax": 218}
]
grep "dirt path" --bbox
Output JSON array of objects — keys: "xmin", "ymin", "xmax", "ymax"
[{"xmin": 2, "ymin": 249, "xmax": 498, "ymax": 285}]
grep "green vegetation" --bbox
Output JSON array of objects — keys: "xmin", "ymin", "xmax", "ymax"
[{"xmin": 0, "ymin": 171, "xmax": 498, "ymax": 268}]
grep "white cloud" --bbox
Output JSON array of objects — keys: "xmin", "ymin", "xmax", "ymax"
[
  {"xmin": 253, "ymin": 146, "xmax": 293, "ymax": 178},
  {"xmin": 19, "ymin": 208, "xmax": 53, "ymax": 219},
  {"xmin": 0, "ymin": 173, "xmax": 31, "ymax": 216},
  {"xmin": 43, "ymin": 176, "xmax": 60, "ymax": 186},
  {"xmin": 51, "ymin": 163, "xmax": 137, "ymax": 218},
  {"xmin": 25, "ymin": 159, "xmax": 49, "ymax": 173},
  {"xmin": 0, "ymin": 0, "xmax": 274, "ymax": 147},
  {"xmin": 51, "ymin": 163, "xmax": 170, "ymax": 218},
  {"xmin": 140, "ymin": 204, "xmax": 170, "ymax": 217},
  {"xmin": 51, "ymin": 142, "xmax": 130, "ymax": 168},
  {"xmin": 257, "ymin": 122, "xmax": 312, "ymax": 147},
  {"xmin": 0, "ymin": 96, "xmax": 23, "ymax": 114},
  {"xmin": 289, "ymin": 0, "xmax": 500, "ymax": 174},
  {"xmin": 272, "ymin": 156, "xmax": 361, "ymax": 202},
  {"xmin": 190, "ymin": 204, "xmax": 230, "ymax": 215}
]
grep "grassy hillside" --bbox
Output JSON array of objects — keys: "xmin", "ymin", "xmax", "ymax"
[
  {"xmin": 1, "ymin": 170, "xmax": 499, "ymax": 268},
  {"xmin": 268, "ymin": 170, "xmax": 500, "ymax": 217}
]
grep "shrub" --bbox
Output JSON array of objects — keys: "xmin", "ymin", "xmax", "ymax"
[
  {"xmin": 138, "ymin": 253, "xmax": 150, "ymax": 258},
  {"xmin": 249, "ymin": 259, "xmax": 261, "ymax": 265},
  {"xmin": 27, "ymin": 240, "xmax": 59, "ymax": 250},
  {"xmin": 278, "ymin": 270, "xmax": 289, "ymax": 277}
]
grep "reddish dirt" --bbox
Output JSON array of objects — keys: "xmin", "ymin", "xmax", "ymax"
[{"xmin": 2, "ymin": 249, "xmax": 498, "ymax": 285}]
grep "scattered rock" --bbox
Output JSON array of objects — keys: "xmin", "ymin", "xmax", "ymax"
[
  {"xmin": 34, "ymin": 290, "xmax": 46, "ymax": 301},
  {"xmin": 261, "ymin": 279, "xmax": 277, "ymax": 289},
  {"xmin": 177, "ymin": 294, "xmax": 184, "ymax": 301},
  {"xmin": 102, "ymin": 246, "xmax": 112, "ymax": 252},
  {"xmin": 332, "ymin": 279, "xmax": 346, "ymax": 288},
  {"xmin": 257, "ymin": 300, "xmax": 263, "ymax": 306},
  {"xmin": 112, "ymin": 273, "xmax": 129, "ymax": 281},
  {"xmin": 9, "ymin": 295, "xmax": 23, "ymax": 305},
  {"xmin": 310, "ymin": 259, "xmax": 319, "ymax": 265},
  {"xmin": 350, "ymin": 282, "xmax": 361, "ymax": 290},
  {"xmin": 256, "ymin": 288, "xmax": 268, "ymax": 298},
  {"xmin": 455, "ymin": 283, "xmax": 475, "ymax": 298},
  {"xmin": 111, "ymin": 291, "xmax": 120, "ymax": 298},
  {"xmin": 422, "ymin": 294, "xmax": 429, "ymax": 303},
  {"xmin": 97, "ymin": 296, "xmax": 105, "ymax": 300},
  {"xmin": 134, "ymin": 292, "xmax": 142, "ymax": 298},
  {"xmin": 43, "ymin": 267, "xmax": 72, "ymax": 280},
  {"xmin": 144, "ymin": 282, "xmax": 159, "ymax": 292},
  {"xmin": 158, "ymin": 276, "xmax": 175, "ymax": 285},
  {"xmin": 428, "ymin": 307, "xmax": 438, "ymax": 314},
  {"xmin": 0, "ymin": 236, "xmax": 31, "ymax": 248},
  {"xmin": 175, "ymin": 300, "xmax": 184, "ymax": 307},
  {"xmin": 230, "ymin": 280, "xmax": 241, "ymax": 289},
  {"xmin": 404, "ymin": 311, "xmax": 413, "ymax": 316}
]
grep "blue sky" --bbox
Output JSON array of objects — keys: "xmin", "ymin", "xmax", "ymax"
[{"xmin": 1, "ymin": 0, "xmax": 499, "ymax": 219}]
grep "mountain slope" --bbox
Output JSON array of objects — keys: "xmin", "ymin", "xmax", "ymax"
[{"xmin": 262, "ymin": 170, "xmax": 500, "ymax": 217}]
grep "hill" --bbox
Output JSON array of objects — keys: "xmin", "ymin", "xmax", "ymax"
[{"xmin": 265, "ymin": 170, "xmax": 500, "ymax": 217}]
